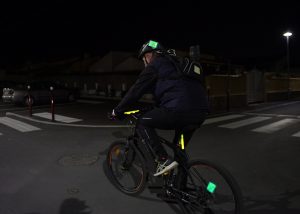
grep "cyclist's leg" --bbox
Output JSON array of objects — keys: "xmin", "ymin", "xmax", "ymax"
[
  {"xmin": 172, "ymin": 111, "xmax": 207, "ymax": 190},
  {"xmin": 173, "ymin": 127, "xmax": 196, "ymax": 148},
  {"xmin": 136, "ymin": 107, "xmax": 177, "ymax": 160},
  {"xmin": 173, "ymin": 128, "xmax": 196, "ymax": 190},
  {"xmin": 172, "ymin": 110, "xmax": 207, "ymax": 147},
  {"xmin": 136, "ymin": 123, "xmax": 168, "ymax": 159}
]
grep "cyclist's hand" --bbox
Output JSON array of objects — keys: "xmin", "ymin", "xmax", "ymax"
[
  {"xmin": 112, "ymin": 109, "xmax": 117, "ymax": 117},
  {"xmin": 108, "ymin": 109, "xmax": 117, "ymax": 120},
  {"xmin": 108, "ymin": 109, "xmax": 125, "ymax": 121}
]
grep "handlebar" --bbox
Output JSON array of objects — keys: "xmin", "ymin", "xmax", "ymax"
[
  {"xmin": 107, "ymin": 109, "xmax": 141, "ymax": 121},
  {"xmin": 108, "ymin": 106, "xmax": 153, "ymax": 121}
]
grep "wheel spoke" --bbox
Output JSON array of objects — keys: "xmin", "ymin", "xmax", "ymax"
[
  {"xmin": 180, "ymin": 160, "xmax": 243, "ymax": 214},
  {"xmin": 106, "ymin": 141, "xmax": 146, "ymax": 195}
]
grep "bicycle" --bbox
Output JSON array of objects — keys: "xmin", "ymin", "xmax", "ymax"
[{"xmin": 105, "ymin": 109, "xmax": 244, "ymax": 214}]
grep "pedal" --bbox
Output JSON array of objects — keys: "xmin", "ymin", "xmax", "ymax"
[{"xmin": 163, "ymin": 171, "xmax": 169, "ymax": 176}]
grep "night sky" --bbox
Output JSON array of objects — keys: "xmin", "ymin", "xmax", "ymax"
[{"xmin": 1, "ymin": 1, "xmax": 299, "ymax": 68}]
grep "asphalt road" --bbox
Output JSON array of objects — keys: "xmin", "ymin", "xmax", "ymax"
[{"xmin": 0, "ymin": 99, "xmax": 300, "ymax": 214}]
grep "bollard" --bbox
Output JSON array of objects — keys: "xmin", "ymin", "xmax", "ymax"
[
  {"xmin": 95, "ymin": 82, "xmax": 99, "ymax": 95},
  {"xmin": 121, "ymin": 83, "xmax": 127, "ymax": 97},
  {"xmin": 27, "ymin": 85, "xmax": 32, "ymax": 117},
  {"xmin": 206, "ymin": 86, "xmax": 210, "ymax": 103},
  {"xmin": 84, "ymin": 83, "xmax": 88, "ymax": 94},
  {"xmin": 226, "ymin": 89, "xmax": 230, "ymax": 112},
  {"xmin": 50, "ymin": 86, "xmax": 55, "ymax": 122},
  {"xmin": 107, "ymin": 84, "xmax": 112, "ymax": 97}
]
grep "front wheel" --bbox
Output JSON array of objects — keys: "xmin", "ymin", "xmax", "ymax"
[
  {"xmin": 181, "ymin": 159, "xmax": 244, "ymax": 214},
  {"xmin": 106, "ymin": 141, "xmax": 148, "ymax": 196}
]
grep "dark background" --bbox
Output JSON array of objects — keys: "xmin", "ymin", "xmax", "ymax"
[{"xmin": 1, "ymin": 1, "xmax": 299, "ymax": 68}]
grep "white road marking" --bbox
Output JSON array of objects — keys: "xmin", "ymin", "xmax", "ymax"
[
  {"xmin": 247, "ymin": 101, "xmax": 300, "ymax": 112},
  {"xmin": 219, "ymin": 116, "xmax": 271, "ymax": 129},
  {"xmin": 245, "ymin": 112, "xmax": 299, "ymax": 119},
  {"xmin": 0, "ymin": 117, "xmax": 41, "ymax": 132},
  {"xmin": 292, "ymin": 131, "xmax": 300, "ymax": 137},
  {"xmin": 6, "ymin": 112, "xmax": 130, "ymax": 128},
  {"xmin": 0, "ymin": 132, "xmax": 2, "ymax": 136},
  {"xmin": 252, "ymin": 118, "xmax": 300, "ymax": 133},
  {"xmin": 0, "ymin": 103, "xmax": 14, "ymax": 107},
  {"xmin": 33, "ymin": 112, "xmax": 82, "ymax": 123},
  {"xmin": 203, "ymin": 114, "xmax": 246, "ymax": 125}
]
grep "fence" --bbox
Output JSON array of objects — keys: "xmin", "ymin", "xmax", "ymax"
[
  {"xmin": 206, "ymin": 74, "xmax": 247, "ymax": 112},
  {"xmin": 4, "ymin": 72, "xmax": 300, "ymax": 113},
  {"xmin": 265, "ymin": 76, "xmax": 300, "ymax": 101}
]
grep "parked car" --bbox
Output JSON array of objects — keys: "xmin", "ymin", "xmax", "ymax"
[
  {"xmin": 0, "ymin": 80, "xmax": 19, "ymax": 99},
  {"xmin": 2, "ymin": 81, "xmax": 80, "ymax": 106}
]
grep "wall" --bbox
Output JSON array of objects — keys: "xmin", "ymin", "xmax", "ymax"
[
  {"xmin": 205, "ymin": 74, "xmax": 247, "ymax": 112},
  {"xmin": 265, "ymin": 75, "xmax": 300, "ymax": 101},
  {"xmin": 4, "ymin": 71, "xmax": 300, "ymax": 113}
]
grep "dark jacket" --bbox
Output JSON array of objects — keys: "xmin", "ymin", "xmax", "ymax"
[{"xmin": 114, "ymin": 55, "xmax": 209, "ymax": 114}]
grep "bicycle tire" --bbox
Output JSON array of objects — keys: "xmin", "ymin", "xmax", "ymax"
[
  {"xmin": 181, "ymin": 159, "xmax": 244, "ymax": 214},
  {"xmin": 106, "ymin": 141, "xmax": 148, "ymax": 196}
]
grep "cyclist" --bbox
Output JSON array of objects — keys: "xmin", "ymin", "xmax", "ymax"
[{"xmin": 111, "ymin": 40, "xmax": 209, "ymax": 176}]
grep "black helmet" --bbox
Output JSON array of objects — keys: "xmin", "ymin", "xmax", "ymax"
[{"xmin": 138, "ymin": 40, "xmax": 164, "ymax": 59}]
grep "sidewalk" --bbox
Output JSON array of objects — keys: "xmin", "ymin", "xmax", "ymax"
[
  {"xmin": 4, "ymin": 94, "xmax": 299, "ymax": 128},
  {"xmin": 79, "ymin": 94, "xmax": 300, "ymax": 116},
  {"xmin": 79, "ymin": 94, "xmax": 153, "ymax": 103}
]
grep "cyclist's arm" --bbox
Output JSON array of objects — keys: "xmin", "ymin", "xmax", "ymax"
[{"xmin": 114, "ymin": 65, "xmax": 158, "ymax": 114}]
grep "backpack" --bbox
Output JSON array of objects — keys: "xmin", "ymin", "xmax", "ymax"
[{"xmin": 164, "ymin": 52, "xmax": 205, "ymax": 84}]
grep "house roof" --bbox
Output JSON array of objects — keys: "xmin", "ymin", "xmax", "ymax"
[
  {"xmin": 113, "ymin": 56, "xmax": 144, "ymax": 72},
  {"xmin": 89, "ymin": 51, "xmax": 133, "ymax": 72}
]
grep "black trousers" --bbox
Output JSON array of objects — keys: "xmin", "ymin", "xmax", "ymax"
[{"xmin": 136, "ymin": 107, "xmax": 207, "ymax": 159}]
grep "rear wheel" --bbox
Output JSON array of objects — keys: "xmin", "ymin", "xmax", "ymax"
[
  {"xmin": 106, "ymin": 141, "xmax": 148, "ymax": 196},
  {"xmin": 180, "ymin": 159, "xmax": 244, "ymax": 214}
]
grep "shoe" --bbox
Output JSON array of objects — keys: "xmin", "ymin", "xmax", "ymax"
[{"xmin": 153, "ymin": 159, "xmax": 178, "ymax": 177}]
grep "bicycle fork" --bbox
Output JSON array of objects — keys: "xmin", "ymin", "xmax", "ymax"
[{"xmin": 120, "ymin": 138, "xmax": 136, "ymax": 170}]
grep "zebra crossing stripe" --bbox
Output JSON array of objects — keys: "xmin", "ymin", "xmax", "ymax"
[
  {"xmin": 33, "ymin": 112, "xmax": 82, "ymax": 123},
  {"xmin": 203, "ymin": 114, "xmax": 245, "ymax": 125},
  {"xmin": 0, "ymin": 117, "xmax": 41, "ymax": 132},
  {"xmin": 292, "ymin": 131, "xmax": 300, "ymax": 137},
  {"xmin": 219, "ymin": 116, "xmax": 271, "ymax": 129},
  {"xmin": 252, "ymin": 118, "xmax": 299, "ymax": 134}
]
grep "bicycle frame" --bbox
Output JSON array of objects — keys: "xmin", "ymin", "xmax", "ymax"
[
  {"xmin": 124, "ymin": 111, "xmax": 188, "ymax": 174},
  {"xmin": 123, "ymin": 111, "xmax": 203, "ymax": 201},
  {"xmin": 108, "ymin": 110, "xmax": 243, "ymax": 213}
]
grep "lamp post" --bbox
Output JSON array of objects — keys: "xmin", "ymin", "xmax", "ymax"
[{"xmin": 283, "ymin": 31, "xmax": 292, "ymax": 99}]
